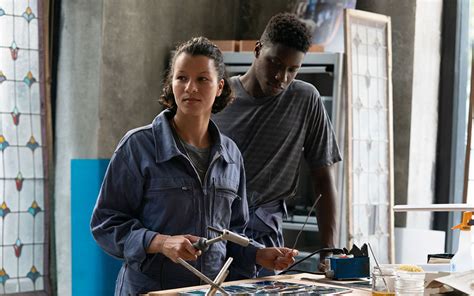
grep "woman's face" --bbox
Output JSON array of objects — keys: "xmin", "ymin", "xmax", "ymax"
[{"xmin": 172, "ymin": 53, "xmax": 224, "ymax": 118}]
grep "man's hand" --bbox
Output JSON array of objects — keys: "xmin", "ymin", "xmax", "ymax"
[
  {"xmin": 318, "ymin": 251, "xmax": 330, "ymax": 272},
  {"xmin": 256, "ymin": 247, "xmax": 298, "ymax": 271},
  {"xmin": 148, "ymin": 234, "xmax": 201, "ymax": 262}
]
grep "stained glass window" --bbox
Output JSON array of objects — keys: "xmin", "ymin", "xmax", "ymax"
[
  {"xmin": 0, "ymin": 0, "xmax": 50, "ymax": 294},
  {"xmin": 345, "ymin": 9, "xmax": 394, "ymax": 264}
]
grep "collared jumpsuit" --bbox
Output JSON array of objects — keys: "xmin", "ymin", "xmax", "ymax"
[{"xmin": 91, "ymin": 110, "xmax": 260, "ymax": 295}]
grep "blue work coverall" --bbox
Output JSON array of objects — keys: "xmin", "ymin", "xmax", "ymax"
[{"xmin": 90, "ymin": 110, "xmax": 260, "ymax": 295}]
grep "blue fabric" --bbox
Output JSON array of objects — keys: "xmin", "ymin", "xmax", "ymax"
[
  {"xmin": 91, "ymin": 110, "xmax": 261, "ymax": 295},
  {"xmin": 232, "ymin": 200, "xmax": 286, "ymax": 278}
]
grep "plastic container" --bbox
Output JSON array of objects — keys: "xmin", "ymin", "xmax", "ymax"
[
  {"xmin": 450, "ymin": 229, "xmax": 474, "ymax": 272},
  {"xmin": 394, "ymin": 270, "xmax": 425, "ymax": 296},
  {"xmin": 372, "ymin": 266, "xmax": 396, "ymax": 296}
]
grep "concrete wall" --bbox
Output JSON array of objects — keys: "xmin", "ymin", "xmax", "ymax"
[
  {"xmin": 406, "ymin": 0, "xmax": 442, "ymax": 228},
  {"xmin": 97, "ymin": 0, "xmax": 239, "ymax": 157},
  {"xmin": 54, "ymin": 1, "xmax": 103, "ymax": 295},
  {"xmin": 97, "ymin": 0, "xmax": 296, "ymax": 157}
]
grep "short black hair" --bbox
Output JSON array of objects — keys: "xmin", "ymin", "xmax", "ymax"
[
  {"xmin": 159, "ymin": 37, "xmax": 233, "ymax": 113},
  {"xmin": 260, "ymin": 13, "xmax": 312, "ymax": 53}
]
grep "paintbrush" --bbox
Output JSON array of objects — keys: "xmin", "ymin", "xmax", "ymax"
[{"xmin": 368, "ymin": 242, "xmax": 390, "ymax": 293}]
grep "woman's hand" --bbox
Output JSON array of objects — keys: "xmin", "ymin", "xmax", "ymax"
[
  {"xmin": 148, "ymin": 234, "xmax": 201, "ymax": 262},
  {"xmin": 256, "ymin": 247, "xmax": 298, "ymax": 271}
]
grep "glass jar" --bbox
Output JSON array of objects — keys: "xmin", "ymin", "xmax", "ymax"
[
  {"xmin": 395, "ymin": 271, "xmax": 425, "ymax": 296},
  {"xmin": 372, "ymin": 267, "xmax": 396, "ymax": 296}
]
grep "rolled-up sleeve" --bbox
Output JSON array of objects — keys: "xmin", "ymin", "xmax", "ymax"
[{"xmin": 90, "ymin": 148, "xmax": 157, "ymax": 272}]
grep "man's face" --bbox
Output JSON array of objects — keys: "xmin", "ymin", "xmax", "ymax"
[{"xmin": 253, "ymin": 42, "xmax": 305, "ymax": 97}]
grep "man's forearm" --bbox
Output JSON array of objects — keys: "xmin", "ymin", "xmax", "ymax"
[
  {"xmin": 311, "ymin": 166, "xmax": 338, "ymax": 248},
  {"xmin": 316, "ymin": 186, "xmax": 337, "ymax": 248}
]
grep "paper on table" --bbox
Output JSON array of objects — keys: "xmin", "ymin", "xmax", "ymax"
[{"xmin": 430, "ymin": 270, "xmax": 474, "ymax": 294}]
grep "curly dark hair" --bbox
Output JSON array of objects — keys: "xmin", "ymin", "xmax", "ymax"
[
  {"xmin": 260, "ymin": 13, "xmax": 312, "ymax": 53},
  {"xmin": 159, "ymin": 37, "xmax": 233, "ymax": 113}
]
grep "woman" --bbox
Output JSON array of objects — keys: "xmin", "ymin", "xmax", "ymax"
[{"xmin": 91, "ymin": 37, "xmax": 297, "ymax": 295}]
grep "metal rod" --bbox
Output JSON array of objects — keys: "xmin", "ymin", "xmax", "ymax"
[
  {"xmin": 208, "ymin": 225, "xmax": 224, "ymax": 234},
  {"xmin": 291, "ymin": 194, "xmax": 322, "ymax": 251},
  {"xmin": 206, "ymin": 257, "xmax": 233, "ymax": 296},
  {"xmin": 205, "ymin": 236, "xmax": 223, "ymax": 246},
  {"xmin": 177, "ymin": 258, "xmax": 229, "ymax": 295},
  {"xmin": 206, "ymin": 271, "xmax": 229, "ymax": 296},
  {"xmin": 214, "ymin": 257, "xmax": 233, "ymax": 284}
]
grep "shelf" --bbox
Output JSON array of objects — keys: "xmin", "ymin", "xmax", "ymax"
[
  {"xmin": 321, "ymin": 96, "xmax": 332, "ymax": 102},
  {"xmin": 222, "ymin": 52, "xmax": 342, "ymax": 66},
  {"xmin": 393, "ymin": 203, "xmax": 474, "ymax": 212},
  {"xmin": 282, "ymin": 221, "xmax": 319, "ymax": 232},
  {"xmin": 286, "ymin": 215, "xmax": 318, "ymax": 224}
]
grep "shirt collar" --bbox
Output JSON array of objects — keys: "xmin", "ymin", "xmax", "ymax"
[{"xmin": 152, "ymin": 109, "xmax": 235, "ymax": 164}]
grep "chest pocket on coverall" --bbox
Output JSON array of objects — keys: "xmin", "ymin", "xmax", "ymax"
[{"xmin": 144, "ymin": 178, "xmax": 196, "ymax": 234}]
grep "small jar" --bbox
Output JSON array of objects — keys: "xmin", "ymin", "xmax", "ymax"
[
  {"xmin": 372, "ymin": 267, "xmax": 396, "ymax": 296},
  {"xmin": 395, "ymin": 271, "xmax": 425, "ymax": 296}
]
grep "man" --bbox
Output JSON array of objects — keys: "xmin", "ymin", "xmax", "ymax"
[{"xmin": 213, "ymin": 13, "xmax": 341, "ymax": 275}]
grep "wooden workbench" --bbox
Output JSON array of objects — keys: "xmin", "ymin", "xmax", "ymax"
[{"xmin": 144, "ymin": 273, "xmax": 372, "ymax": 295}]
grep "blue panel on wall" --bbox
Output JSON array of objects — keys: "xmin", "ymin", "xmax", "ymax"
[{"xmin": 71, "ymin": 159, "xmax": 121, "ymax": 296}]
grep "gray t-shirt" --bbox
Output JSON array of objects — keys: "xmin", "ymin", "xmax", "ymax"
[
  {"xmin": 171, "ymin": 124, "xmax": 210, "ymax": 183},
  {"xmin": 181, "ymin": 140, "xmax": 210, "ymax": 183},
  {"xmin": 213, "ymin": 76, "xmax": 341, "ymax": 208}
]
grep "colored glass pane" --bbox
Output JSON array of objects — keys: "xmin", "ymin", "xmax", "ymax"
[
  {"xmin": 9, "ymin": 41, "xmax": 18, "ymax": 60},
  {"xmin": 0, "ymin": 135, "xmax": 9, "ymax": 151},
  {"xmin": 0, "ymin": 201, "xmax": 10, "ymax": 218},
  {"xmin": 26, "ymin": 266, "xmax": 40, "ymax": 282},
  {"xmin": 0, "ymin": 0, "xmax": 48, "ymax": 293},
  {"xmin": 11, "ymin": 106, "xmax": 20, "ymax": 125},
  {"xmin": 22, "ymin": 7, "xmax": 35, "ymax": 22},
  {"xmin": 0, "ymin": 269, "xmax": 10, "ymax": 284},
  {"xmin": 14, "ymin": 238, "xmax": 23, "ymax": 257}
]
